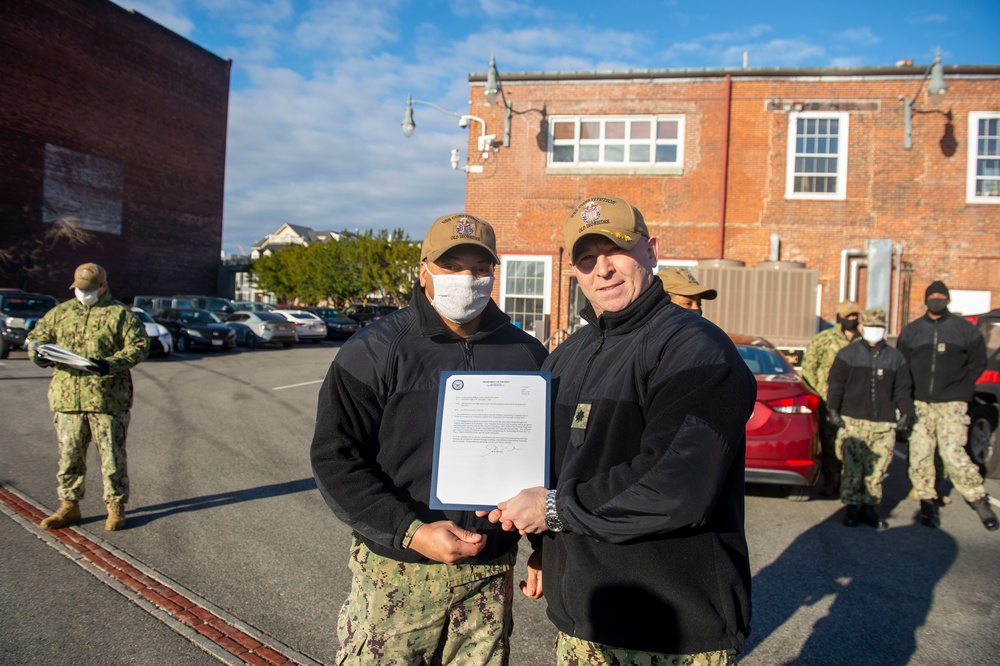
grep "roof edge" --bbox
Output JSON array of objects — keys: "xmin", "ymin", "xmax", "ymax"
[{"xmin": 469, "ymin": 64, "xmax": 1000, "ymax": 83}]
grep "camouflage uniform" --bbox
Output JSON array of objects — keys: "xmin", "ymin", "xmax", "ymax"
[
  {"xmin": 554, "ymin": 633, "xmax": 731, "ymax": 666},
  {"xmin": 908, "ymin": 401, "xmax": 986, "ymax": 502},
  {"xmin": 837, "ymin": 416, "xmax": 896, "ymax": 505},
  {"xmin": 336, "ymin": 539, "xmax": 514, "ymax": 665},
  {"xmin": 28, "ymin": 291, "xmax": 149, "ymax": 503},
  {"xmin": 801, "ymin": 324, "xmax": 855, "ymax": 477}
]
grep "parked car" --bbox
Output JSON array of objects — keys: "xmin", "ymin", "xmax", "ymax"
[
  {"xmin": 154, "ymin": 308, "xmax": 235, "ymax": 352},
  {"xmin": 134, "ymin": 296, "xmax": 236, "ymax": 317},
  {"xmin": 344, "ymin": 303, "xmax": 399, "ymax": 326},
  {"xmin": 730, "ymin": 333, "xmax": 822, "ymax": 501},
  {"xmin": 224, "ymin": 311, "xmax": 297, "ymax": 348},
  {"xmin": 304, "ymin": 307, "xmax": 360, "ymax": 340},
  {"xmin": 273, "ymin": 309, "xmax": 327, "ymax": 343},
  {"xmin": 231, "ymin": 301, "xmax": 277, "ymax": 313},
  {"xmin": 965, "ymin": 308, "xmax": 1000, "ymax": 478},
  {"xmin": 130, "ymin": 307, "xmax": 173, "ymax": 356},
  {"xmin": 1, "ymin": 291, "xmax": 59, "ymax": 359}
]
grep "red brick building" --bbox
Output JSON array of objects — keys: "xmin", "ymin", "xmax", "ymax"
[
  {"xmin": 458, "ymin": 62, "xmax": 999, "ymax": 345},
  {"xmin": 0, "ymin": 0, "xmax": 231, "ymax": 301}
]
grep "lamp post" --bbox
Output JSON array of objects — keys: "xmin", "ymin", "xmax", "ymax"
[
  {"xmin": 401, "ymin": 94, "xmax": 494, "ymax": 170},
  {"xmin": 903, "ymin": 48, "xmax": 947, "ymax": 149},
  {"xmin": 484, "ymin": 55, "xmax": 513, "ymax": 147}
]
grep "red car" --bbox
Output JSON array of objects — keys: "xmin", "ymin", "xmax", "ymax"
[{"xmin": 729, "ymin": 334, "xmax": 821, "ymax": 501}]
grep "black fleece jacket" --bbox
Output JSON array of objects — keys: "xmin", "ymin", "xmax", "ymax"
[
  {"xmin": 896, "ymin": 310, "xmax": 986, "ymax": 403},
  {"xmin": 541, "ymin": 279, "xmax": 756, "ymax": 654},
  {"xmin": 310, "ymin": 288, "xmax": 548, "ymax": 563},
  {"xmin": 827, "ymin": 339, "xmax": 914, "ymax": 423}
]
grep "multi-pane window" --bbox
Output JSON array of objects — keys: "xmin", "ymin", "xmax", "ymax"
[
  {"xmin": 500, "ymin": 256, "xmax": 551, "ymax": 340},
  {"xmin": 968, "ymin": 112, "xmax": 1000, "ymax": 203},
  {"xmin": 549, "ymin": 116, "xmax": 684, "ymax": 168},
  {"xmin": 785, "ymin": 111, "xmax": 848, "ymax": 200}
]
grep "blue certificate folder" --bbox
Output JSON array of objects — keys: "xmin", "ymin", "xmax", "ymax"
[{"xmin": 429, "ymin": 371, "xmax": 551, "ymax": 510}]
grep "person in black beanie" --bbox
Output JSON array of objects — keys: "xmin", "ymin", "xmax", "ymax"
[{"xmin": 897, "ymin": 281, "xmax": 998, "ymax": 531}]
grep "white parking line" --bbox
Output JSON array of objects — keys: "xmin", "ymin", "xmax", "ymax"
[{"xmin": 273, "ymin": 379, "xmax": 324, "ymax": 391}]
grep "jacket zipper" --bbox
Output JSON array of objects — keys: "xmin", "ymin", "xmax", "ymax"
[{"xmin": 928, "ymin": 328, "xmax": 937, "ymax": 396}]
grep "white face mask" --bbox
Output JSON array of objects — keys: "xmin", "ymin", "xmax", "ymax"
[
  {"xmin": 75, "ymin": 288, "xmax": 100, "ymax": 306},
  {"xmin": 861, "ymin": 326, "xmax": 885, "ymax": 344},
  {"xmin": 425, "ymin": 264, "xmax": 494, "ymax": 324}
]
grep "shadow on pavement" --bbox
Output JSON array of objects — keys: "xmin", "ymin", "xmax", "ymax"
[
  {"xmin": 117, "ymin": 477, "xmax": 317, "ymax": 527},
  {"xmin": 739, "ymin": 456, "xmax": 958, "ymax": 665}
]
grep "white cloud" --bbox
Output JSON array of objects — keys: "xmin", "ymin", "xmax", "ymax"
[
  {"xmin": 836, "ymin": 27, "xmax": 880, "ymax": 46},
  {"xmin": 906, "ymin": 13, "xmax": 949, "ymax": 24}
]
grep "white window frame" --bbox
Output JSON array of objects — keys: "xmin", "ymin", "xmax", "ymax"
[
  {"xmin": 547, "ymin": 115, "xmax": 685, "ymax": 173},
  {"xmin": 785, "ymin": 111, "xmax": 849, "ymax": 201},
  {"xmin": 499, "ymin": 254, "xmax": 552, "ymax": 334},
  {"xmin": 967, "ymin": 111, "xmax": 1000, "ymax": 204}
]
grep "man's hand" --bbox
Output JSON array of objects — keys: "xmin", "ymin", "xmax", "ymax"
[
  {"xmin": 520, "ymin": 548, "xmax": 543, "ymax": 599},
  {"xmin": 89, "ymin": 359, "xmax": 111, "ymax": 376},
  {"xmin": 407, "ymin": 520, "xmax": 486, "ymax": 564},
  {"xmin": 481, "ymin": 487, "xmax": 549, "ymax": 535},
  {"xmin": 896, "ymin": 413, "xmax": 912, "ymax": 434},
  {"xmin": 827, "ymin": 409, "xmax": 845, "ymax": 428},
  {"xmin": 32, "ymin": 353, "xmax": 55, "ymax": 368}
]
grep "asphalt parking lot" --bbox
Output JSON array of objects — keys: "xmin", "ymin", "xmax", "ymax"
[{"xmin": 2, "ymin": 342, "xmax": 998, "ymax": 665}]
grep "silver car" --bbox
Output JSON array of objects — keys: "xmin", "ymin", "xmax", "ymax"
[
  {"xmin": 274, "ymin": 309, "xmax": 327, "ymax": 343},
  {"xmin": 224, "ymin": 311, "xmax": 298, "ymax": 348}
]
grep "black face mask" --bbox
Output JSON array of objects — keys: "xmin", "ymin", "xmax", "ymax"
[
  {"xmin": 926, "ymin": 298, "xmax": 949, "ymax": 315},
  {"xmin": 839, "ymin": 317, "xmax": 859, "ymax": 331}
]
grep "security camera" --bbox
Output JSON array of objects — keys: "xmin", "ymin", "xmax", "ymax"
[
  {"xmin": 459, "ymin": 116, "xmax": 469, "ymax": 128},
  {"xmin": 450, "ymin": 148, "xmax": 461, "ymax": 170}
]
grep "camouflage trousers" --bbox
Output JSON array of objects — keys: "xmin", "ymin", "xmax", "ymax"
[
  {"xmin": 554, "ymin": 633, "xmax": 732, "ymax": 666},
  {"xmin": 908, "ymin": 401, "xmax": 985, "ymax": 503},
  {"xmin": 836, "ymin": 417, "xmax": 895, "ymax": 506},
  {"xmin": 336, "ymin": 539, "xmax": 514, "ymax": 666},
  {"xmin": 53, "ymin": 411, "xmax": 130, "ymax": 503}
]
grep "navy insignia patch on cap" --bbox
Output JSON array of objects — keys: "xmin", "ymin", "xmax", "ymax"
[
  {"xmin": 581, "ymin": 202, "xmax": 601, "ymax": 224},
  {"xmin": 455, "ymin": 218, "xmax": 475, "ymax": 236}
]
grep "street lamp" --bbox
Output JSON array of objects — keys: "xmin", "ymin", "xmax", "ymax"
[
  {"xmin": 401, "ymin": 94, "xmax": 495, "ymax": 167},
  {"xmin": 484, "ymin": 55, "xmax": 512, "ymax": 147},
  {"xmin": 903, "ymin": 48, "xmax": 947, "ymax": 149}
]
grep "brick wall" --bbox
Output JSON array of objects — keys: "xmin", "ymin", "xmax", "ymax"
[
  {"xmin": 463, "ymin": 69, "xmax": 1000, "ymax": 338},
  {"xmin": 0, "ymin": 0, "xmax": 230, "ymax": 302}
]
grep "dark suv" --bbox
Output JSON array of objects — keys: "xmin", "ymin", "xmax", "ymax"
[
  {"xmin": 967, "ymin": 308, "xmax": 1000, "ymax": 478},
  {"xmin": 344, "ymin": 303, "xmax": 398, "ymax": 326},
  {"xmin": 0, "ymin": 291, "xmax": 59, "ymax": 358}
]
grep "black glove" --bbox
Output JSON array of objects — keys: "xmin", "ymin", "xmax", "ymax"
[
  {"xmin": 89, "ymin": 359, "xmax": 111, "ymax": 377},
  {"xmin": 32, "ymin": 353, "xmax": 55, "ymax": 368},
  {"xmin": 827, "ymin": 409, "xmax": 845, "ymax": 428},
  {"xmin": 896, "ymin": 413, "xmax": 912, "ymax": 433}
]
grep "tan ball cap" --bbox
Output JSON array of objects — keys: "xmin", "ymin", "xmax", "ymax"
[
  {"xmin": 421, "ymin": 214, "xmax": 499, "ymax": 264},
  {"xmin": 564, "ymin": 195, "xmax": 648, "ymax": 260},
  {"xmin": 70, "ymin": 263, "xmax": 107, "ymax": 291},
  {"xmin": 657, "ymin": 266, "xmax": 718, "ymax": 300}
]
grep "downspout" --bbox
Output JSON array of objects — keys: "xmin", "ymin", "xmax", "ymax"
[
  {"xmin": 556, "ymin": 246, "xmax": 564, "ymax": 334},
  {"xmin": 717, "ymin": 74, "xmax": 731, "ymax": 259}
]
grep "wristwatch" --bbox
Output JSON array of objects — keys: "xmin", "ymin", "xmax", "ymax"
[{"xmin": 545, "ymin": 489, "xmax": 567, "ymax": 532}]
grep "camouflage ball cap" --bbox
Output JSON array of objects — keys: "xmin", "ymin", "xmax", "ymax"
[
  {"xmin": 564, "ymin": 195, "xmax": 649, "ymax": 260},
  {"xmin": 69, "ymin": 262, "xmax": 107, "ymax": 290},
  {"xmin": 861, "ymin": 308, "xmax": 887, "ymax": 327},
  {"xmin": 421, "ymin": 214, "xmax": 499, "ymax": 264},
  {"xmin": 657, "ymin": 266, "xmax": 717, "ymax": 300}
]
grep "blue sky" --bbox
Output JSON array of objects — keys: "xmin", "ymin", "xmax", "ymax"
[{"xmin": 113, "ymin": 0, "xmax": 1000, "ymax": 254}]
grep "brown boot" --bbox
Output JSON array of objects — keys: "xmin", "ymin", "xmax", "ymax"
[
  {"xmin": 105, "ymin": 502, "xmax": 126, "ymax": 531},
  {"xmin": 39, "ymin": 500, "xmax": 81, "ymax": 530}
]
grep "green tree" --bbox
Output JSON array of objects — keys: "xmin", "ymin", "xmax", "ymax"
[{"xmin": 250, "ymin": 229, "xmax": 420, "ymax": 306}]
